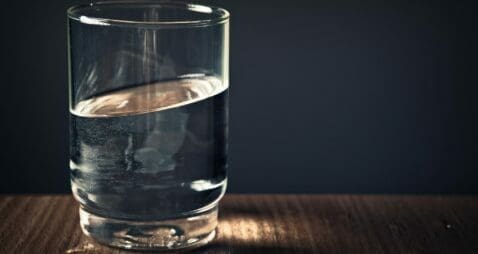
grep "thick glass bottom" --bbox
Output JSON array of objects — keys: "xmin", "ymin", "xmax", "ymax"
[{"xmin": 79, "ymin": 206, "xmax": 218, "ymax": 251}]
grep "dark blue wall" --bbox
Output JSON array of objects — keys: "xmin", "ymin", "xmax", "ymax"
[{"xmin": 1, "ymin": 0, "xmax": 476, "ymax": 193}]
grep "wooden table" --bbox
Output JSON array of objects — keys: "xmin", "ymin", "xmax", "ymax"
[{"xmin": 0, "ymin": 195, "xmax": 477, "ymax": 253}]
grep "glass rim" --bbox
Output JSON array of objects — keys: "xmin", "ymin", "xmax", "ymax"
[{"xmin": 67, "ymin": 1, "xmax": 230, "ymax": 28}]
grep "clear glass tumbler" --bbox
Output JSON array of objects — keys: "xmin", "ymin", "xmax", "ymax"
[{"xmin": 67, "ymin": 1, "xmax": 229, "ymax": 250}]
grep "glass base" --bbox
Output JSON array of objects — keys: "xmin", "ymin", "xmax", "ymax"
[{"xmin": 79, "ymin": 206, "xmax": 218, "ymax": 251}]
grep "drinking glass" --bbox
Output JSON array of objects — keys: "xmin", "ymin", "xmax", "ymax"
[{"xmin": 67, "ymin": 1, "xmax": 229, "ymax": 250}]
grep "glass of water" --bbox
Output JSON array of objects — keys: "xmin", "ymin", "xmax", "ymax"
[{"xmin": 67, "ymin": 1, "xmax": 229, "ymax": 250}]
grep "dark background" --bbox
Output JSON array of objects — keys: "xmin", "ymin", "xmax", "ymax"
[{"xmin": 1, "ymin": 0, "xmax": 476, "ymax": 194}]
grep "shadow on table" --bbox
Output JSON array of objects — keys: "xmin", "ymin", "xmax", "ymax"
[
  {"xmin": 65, "ymin": 241, "xmax": 315, "ymax": 254},
  {"xmin": 189, "ymin": 242, "xmax": 316, "ymax": 254},
  {"xmin": 66, "ymin": 196, "xmax": 318, "ymax": 253}
]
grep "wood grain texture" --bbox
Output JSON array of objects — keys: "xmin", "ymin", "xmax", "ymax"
[{"xmin": 0, "ymin": 195, "xmax": 477, "ymax": 254}]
